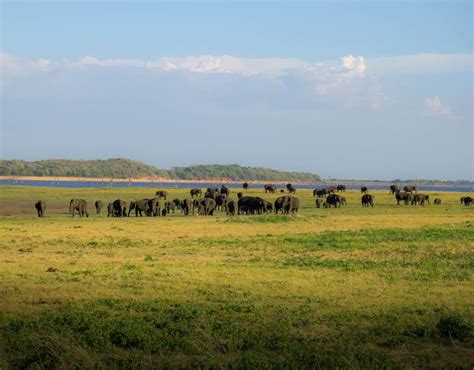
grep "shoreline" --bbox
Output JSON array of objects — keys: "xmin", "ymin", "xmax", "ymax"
[{"xmin": 0, "ymin": 176, "xmax": 471, "ymax": 189}]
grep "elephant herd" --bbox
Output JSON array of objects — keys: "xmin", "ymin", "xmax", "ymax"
[{"xmin": 32, "ymin": 184, "xmax": 473, "ymax": 217}]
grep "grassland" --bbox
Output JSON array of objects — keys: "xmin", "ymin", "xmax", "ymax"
[{"xmin": 0, "ymin": 185, "xmax": 473, "ymax": 368}]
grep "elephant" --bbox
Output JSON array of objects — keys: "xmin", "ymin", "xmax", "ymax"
[
  {"xmin": 147, "ymin": 198, "xmax": 161, "ymax": 216},
  {"xmin": 337, "ymin": 185, "xmax": 346, "ymax": 192},
  {"xmin": 215, "ymin": 194, "xmax": 227, "ymax": 211},
  {"xmin": 403, "ymin": 185, "xmax": 417, "ymax": 193},
  {"xmin": 226, "ymin": 199, "xmax": 236, "ymax": 215},
  {"xmin": 315, "ymin": 198, "xmax": 322, "ymax": 208},
  {"xmin": 128, "ymin": 199, "xmax": 151, "ymax": 216},
  {"xmin": 264, "ymin": 184, "xmax": 277, "ymax": 193},
  {"xmin": 237, "ymin": 192, "xmax": 243, "ymax": 199},
  {"xmin": 192, "ymin": 199, "xmax": 200, "ymax": 215},
  {"xmin": 434, "ymin": 198, "xmax": 442, "ymax": 205},
  {"xmin": 182, "ymin": 199, "xmax": 191, "ymax": 216},
  {"xmin": 325, "ymin": 186, "xmax": 336, "ymax": 194},
  {"xmin": 35, "ymin": 200, "xmax": 46, "ymax": 217},
  {"xmin": 313, "ymin": 189, "xmax": 327, "ymax": 198},
  {"xmin": 204, "ymin": 190, "xmax": 216, "ymax": 199},
  {"xmin": 323, "ymin": 201, "xmax": 330, "ymax": 208},
  {"xmin": 69, "ymin": 199, "xmax": 89, "ymax": 218},
  {"xmin": 389, "ymin": 185, "xmax": 400, "ymax": 195},
  {"xmin": 275, "ymin": 196, "xmax": 289, "ymax": 214},
  {"xmin": 95, "ymin": 200, "xmax": 104, "ymax": 214},
  {"xmin": 155, "ymin": 191, "xmax": 168, "ymax": 200},
  {"xmin": 395, "ymin": 191, "xmax": 412, "ymax": 205},
  {"xmin": 286, "ymin": 183, "xmax": 296, "ymax": 194},
  {"xmin": 326, "ymin": 194, "xmax": 342, "ymax": 208},
  {"xmin": 206, "ymin": 187, "xmax": 219, "ymax": 198},
  {"xmin": 220, "ymin": 185, "xmax": 230, "ymax": 196},
  {"xmin": 237, "ymin": 196, "xmax": 262, "ymax": 215},
  {"xmin": 164, "ymin": 201, "xmax": 177, "ymax": 214},
  {"xmin": 198, "ymin": 198, "xmax": 216, "ymax": 215},
  {"xmin": 412, "ymin": 194, "xmax": 429, "ymax": 206},
  {"xmin": 172, "ymin": 199, "xmax": 182, "ymax": 209},
  {"xmin": 107, "ymin": 203, "xmax": 114, "ymax": 217},
  {"xmin": 161, "ymin": 209, "xmax": 167, "ymax": 217},
  {"xmin": 112, "ymin": 199, "xmax": 127, "ymax": 217},
  {"xmin": 243, "ymin": 182, "xmax": 249, "ymax": 190},
  {"xmin": 283, "ymin": 196, "xmax": 300, "ymax": 214},
  {"xmin": 190, "ymin": 188, "xmax": 202, "ymax": 198},
  {"xmin": 340, "ymin": 196, "xmax": 347, "ymax": 206},
  {"xmin": 361, "ymin": 194, "xmax": 374, "ymax": 207},
  {"xmin": 462, "ymin": 196, "xmax": 472, "ymax": 206},
  {"xmin": 262, "ymin": 199, "xmax": 273, "ymax": 213},
  {"xmin": 361, "ymin": 186, "xmax": 368, "ymax": 194}
]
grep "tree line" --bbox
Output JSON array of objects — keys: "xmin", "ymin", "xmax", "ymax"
[{"xmin": 0, "ymin": 159, "xmax": 321, "ymax": 182}]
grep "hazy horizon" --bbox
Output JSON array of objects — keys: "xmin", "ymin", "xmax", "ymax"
[{"xmin": 1, "ymin": 2, "xmax": 473, "ymax": 181}]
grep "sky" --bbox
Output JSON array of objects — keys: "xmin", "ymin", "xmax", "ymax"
[{"xmin": 1, "ymin": 1, "xmax": 473, "ymax": 180}]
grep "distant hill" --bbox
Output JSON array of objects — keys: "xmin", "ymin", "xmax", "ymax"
[
  {"xmin": 0, "ymin": 159, "xmax": 321, "ymax": 182},
  {"xmin": 0, "ymin": 159, "xmax": 168, "ymax": 179},
  {"xmin": 168, "ymin": 164, "xmax": 321, "ymax": 182}
]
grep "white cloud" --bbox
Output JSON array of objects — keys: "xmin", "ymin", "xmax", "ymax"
[{"xmin": 424, "ymin": 96, "xmax": 454, "ymax": 118}]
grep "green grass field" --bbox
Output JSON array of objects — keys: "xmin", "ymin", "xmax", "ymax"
[{"xmin": 0, "ymin": 185, "xmax": 473, "ymax": 368}]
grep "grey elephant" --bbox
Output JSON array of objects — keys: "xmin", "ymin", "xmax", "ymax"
[
  {"xmin": 164, "ymin": 201, "xmax": 177, "ymax": 214},
  {"xmin": 35, "ymin": 200, "xmax": 46, "ymax": 217},
  {"xmin": 226, "ymin": 199, "xmax": 236, "ymax": 215},
  {"xmin": 286, "ymin": 183, "xmax": 296, "ymax": 194},
  {"xmin": 107, "ymin": 203, "xmax": 114, "ymax": 217},
  {"xmin": 128, "ymin": 199, "xmax": 150, "ymax": 216},
  {"xmin": 434, "ymin": 198, "xmax": 442, "ymax": 205},
  {"xmin": 199, "ymin": 198, "xmax": 216, "ymax": 215},
  {"xmin": 69, "ymin": 199, "xmax": 89, "ymax": 218},
  {"xmin": 155, "ymin": 191, "xmax": 168, "ymax": 200},
  {"xmin": 95, "ymin": 200, "xmax": 104, "ymax": 214},
  {"xmin": 361, "ymin": 186, "xmax": 368, "ymax": 194},
  {"xmin": 389, "ymin": 185, "xmax": 400, "ymax": 194},
  {"xmin": 403, "ymin": 185, "xmax": 417, "ymax": 193},
  {"xmin": 326, "ymin": 194, "xmax": 342, "ymax": 208},
  {"xmin": 220, "ymin": 185, "xmax": 230, "ymax": 196},
  {"xmin": 264, "ymin": 184, "xmax": 277, "ymax": 193},
  {"xmin": 182, "ymin": 198, "xmax": 191, "ymax": 216},
  {"xmin": 190, "ymin": 188, "xmax": 202, "ymax": 198},
  {"xmin": 361, "ymin": 194, "xmax": 374, "ymax": 207},
  {"xmin": 112, "ymin": 199, "xmax": 128, "ymax": 217},
  {"xmin": 283, "ymin": 196, "xmax": 299, "ymax": 214}
]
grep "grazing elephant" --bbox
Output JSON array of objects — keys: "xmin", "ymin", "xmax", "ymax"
[
  {"xmin": 190, "ymin": 188, "xmax": 202, "ymax": 198},
  {"xmin": 326, "ymin": 194, "xmax": 342, "ymax": 208},
  {"xmin": 395, "ymin": 191, "xmax": 412, "ymax": 205},
  {"xmin": 412, "ymin": 194, "xmax": 429, "ymax": 206},
  {"xmin": 314, "ymin": 189, "xmax": 327, "ymax": 198},
  {"xmin": 35, "ymin": 200, "xmax": 46, "ymax": 217},
  {"xmin": 275, "ymin": 196, "xmax": 289, "ymax": 214},
  {"xmin": 128, "ymin": 199, "xmax": 150, "ymax": 216},
  {"xmin": 95, "ymin": 200, "xmax": 104, "ymax": 214},
  {"xmin": 462, "ymin": 196, "xmax": 473, "ymax": 206},
  {"xmin": 434, "ymin": 198, "xmax": 442, "ymax": 205},
  {"xmin": 198, "ymin": 198, "xmax": 216, "ymax": 215},
  {"xmin": 389, "ymin": 185, "xmax": 400, "ymax": 195},
  {"xmin": 107, "ymin": 203, "xmax": 114, "ymax": 217},
  {"xmin": 69, "ymin": 199, "xmax": 89, "ymax": 218},
  {"xmin": 264, "ymin": 184, "xmax": 277, "ymax": 193},
  {"xmin": 315, "ymin": 198, "xmax": 322, "ymax": 208},
  {"xmin": 220, "ymin": 185, "xmax": 230, "ymax": 196},
  {"xmin": 262, "ymin": 199, "xmax": 273, "ymax": 214},
  {"xmin": 283, "ymin": 196, "xmax": 300, "ymax": 214},
  {"xmin": 226, "ymin": 199, "xmax": 236, "ymax": 215},
  {"xmin": 361, "ymin": 186, "xmax": 368, "ymax": 194},
  {"xmin": 337, "ymin": 185, "xmax": 346, "ymax": 192},
  {"xmin": 286, "ymin": 183, "xmax": 296, "ymax": 194},
  {"xmin": 326, "ymin": 186, "xmax": 336, "ymax": 194},
  {"xmin": 164, "ymin": 201, "xmax": 177, "ymax": 214},
  {"xmin": 403, "ymin": 185, "xmax": 417, "ymax": 193},
  {"xmin": 172, "ymin": 199, "xmax": 182, "ymax": 209},
  {"xmin": 361, "ymin": 194, "xmax": 374, "ymax": 207},
  {"xmin": 238, "ymin": 196, "xmax": 263, "ymax": 215},
  {"xmin": 155, "ymin": 191, "xmax": 168, "ymax": 200},
  {"xmin": 215, "ymin": 194, "xmax": 227, "ymax": 211},
  {"xmin": 112, "ymin": 199, "xmax": 127, "ymax": 217},
  {"xmin": 182, "ymin": 199, "xmax": 191, "ymax": 216},
  {"xmin": 243, "ymin": 182, "xmax": 249, "ymax": 190}
]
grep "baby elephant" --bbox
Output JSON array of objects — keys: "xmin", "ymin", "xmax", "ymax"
[
  {"xmin": 35, "ymin": 200, "xmax": 46, "ymax": 217},
  {"xmin": 434, "ymin": 198, "xmax": 442, "ymax": 205}
]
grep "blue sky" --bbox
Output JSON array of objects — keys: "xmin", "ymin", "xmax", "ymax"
[{"xmin": 1, "ymin": 1, "xmax": 473, "ymax": 180}]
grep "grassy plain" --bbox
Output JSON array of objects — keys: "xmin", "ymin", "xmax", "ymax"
[{"xmin": 0, "ymin": 185, "xmax": 473, "ymax": 368}]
